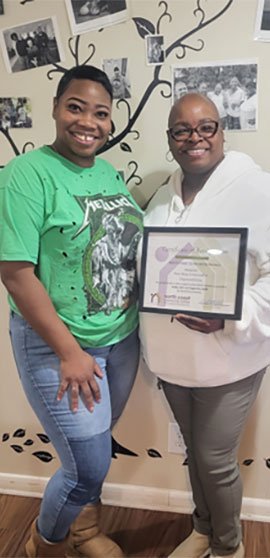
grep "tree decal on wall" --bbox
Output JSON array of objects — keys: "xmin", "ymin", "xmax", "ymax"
[{"xmin": 0, "ymin": 0, "xmax": 234, "ymax": 184}]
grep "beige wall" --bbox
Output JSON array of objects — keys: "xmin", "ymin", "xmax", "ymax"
[{"xmin": 1, "ymin": 0, "xmax": 270, "ymax": 504}]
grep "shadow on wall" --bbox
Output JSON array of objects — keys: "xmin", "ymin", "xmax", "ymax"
[{"xmin": 130, "ymin": 170, "xmax": 172, "ymax": 209}]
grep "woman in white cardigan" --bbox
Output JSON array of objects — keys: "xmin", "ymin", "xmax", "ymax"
[{"xmin": 139, "ymin": 93, "xmax": 270, "ymax": 558}]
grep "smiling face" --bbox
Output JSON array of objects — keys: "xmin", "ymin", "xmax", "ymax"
[
  {"xmin": 52, "ymin": 79, "xmax": 112, "ymax": 168},
  {"xmin": 230, "ymin": 77, "xmax": 239, "ymax": 91},
  {"xmin": 174, "ymin": 81, "xmax": 188, "ymax": 99},
  {"xmin": 167, "ymin": 93, "xmax": 224, "ymax": 179}
]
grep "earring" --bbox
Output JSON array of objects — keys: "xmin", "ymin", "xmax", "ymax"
[{"xmin": 166, "ymin": 149, "xmax": 174, "ymax": 163}]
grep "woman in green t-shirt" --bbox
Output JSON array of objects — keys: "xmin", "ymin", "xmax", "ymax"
[{"xmin": 0, "ymin": 65, "xmax": 143, "ymax": 558}]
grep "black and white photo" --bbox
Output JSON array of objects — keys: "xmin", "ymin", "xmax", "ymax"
[
  {"xmin": 172, "ymin": 61, "xmax": 258, "ymax": 131},
  {"xmin": 0, "ymin": 97, "xmax": 32, "ymax": 129},
  {"xmin": 254, "ymin": 0, "xmax": 270, "ymax": 40},
  {"xmin": 65, "ymin": 0, "xmax": 130, "ymax": 36},
  {"xmin": 146, "ymin": 35, "xmax": 165, "ymax": 66},
  {"xmin": 103, "ymin": 58, "xmax": 131, "ymax": 99},
  {"xmin": 0, "ymin": 17, "xmax": 64, "ymax": 73}
]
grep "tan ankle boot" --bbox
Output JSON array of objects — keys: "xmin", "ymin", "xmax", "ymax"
[
  {"xmin": 25, "ymin": 518, "xmax": 69, "ymax": 557},
  {"xmin": 209, "ymin": 541, "xmax": 245, "ymax": 558},
  {"xmin": 65, "ymin": 503, "xmax": 123, "ymax": 558},
  {"xmin": 169, "ymin": 529, "xmax": 210, "ymax": 558}
]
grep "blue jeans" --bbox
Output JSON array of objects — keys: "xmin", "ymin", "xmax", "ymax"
[{"xmin": 9, "ymin": 311, "xmax": 139, "ymax": 542}]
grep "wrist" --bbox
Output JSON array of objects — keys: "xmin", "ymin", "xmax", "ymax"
[{"xmin": 57, "ymin": 339, "xmax": 83, "ymax": 362}]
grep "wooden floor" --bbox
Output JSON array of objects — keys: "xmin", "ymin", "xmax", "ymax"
[{"xmin": 0, "ymin": 494, "xmax": 270, "ymax": 557}]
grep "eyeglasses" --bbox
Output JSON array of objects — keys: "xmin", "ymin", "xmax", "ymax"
[{"xmin": 168, "ymin": 120, "xmax": 219, "ymax": 142}]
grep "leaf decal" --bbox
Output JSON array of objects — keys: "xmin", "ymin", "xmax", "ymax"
[
  {"xmin": 36, "ymin": 433, "xmax": 50, "ymax": 444},
  {"xmin": 264, "ymin": 458, "xmax": 270, "ymax": 469},
  {"xmin": 2, "ymin": 433, "xmax": 9, "ymax": 442},
  {"xmin": 147, "ymin": 448, "xmax": 162, "ymax": 458},
  {"xmin": 120, "ymin": 142, "xmax": 132, "ymax": 153},
  {"xmin": 242, "ymin": 459, "xmax": 254, "ymax": 466},
  {"xmin": 111, "ymin": 436, "xmax": 138, "ymax": 459},
  {"xmin": 10, "ymin": 445, "xmax": 24, "ymax": 453},
  {"xmin": 32, "ymin": 451, "xmax": 54, "ymax": 463},
  {"xmin": 133, "ymin": 17, "xmax": 155, "ymax": 38},
  {"xmin": 24, "ymin": 439, "xmax": 34, "ymax": 446},
  {"xmin": 13, "ymin": 428, "xmax": 26, "ymax": 438},
  {"xmin": 182, "ymin": 457, "xmax": 188, "ymax": 466}
]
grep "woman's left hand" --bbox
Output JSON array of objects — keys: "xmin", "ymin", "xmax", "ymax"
[{"xmin": 173, "ymin": 314, "xmax": 224, "ymax": 334}]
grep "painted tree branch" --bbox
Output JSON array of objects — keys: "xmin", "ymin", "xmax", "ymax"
[{"xmin": 0, "ymin": 0, "xmax": 234, "ymax": 165}]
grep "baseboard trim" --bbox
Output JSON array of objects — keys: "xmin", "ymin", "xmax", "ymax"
[{"xmin": 0, "ymin": 473, "xmax": 269, "ymax": 523}]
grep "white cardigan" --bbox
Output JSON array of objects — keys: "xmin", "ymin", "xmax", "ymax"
[{"xmin": 139, "ymin": 151, "xmax": 270, "ymax": 386}]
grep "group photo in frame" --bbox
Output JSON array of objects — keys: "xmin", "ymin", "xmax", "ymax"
[
  {"xmin": 254, "ymin": 0, "xmax": 270, "ymax": 40},
  {"xmin": 0, "ymin": 97, "xmax": 32, "ymax": 129},
  {"xmin": 65, "ymin": 0, "xmax": 130, "ymax": 36},
  {"xmin": 0, "ymin": 16, "xmax": 64, "ymax": 73},
  {"xmin": 172, "ymin": 60, "xmax": 258, "ymax": 131}
]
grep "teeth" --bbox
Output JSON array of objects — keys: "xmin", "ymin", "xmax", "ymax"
[
  {"xmin": 74, "ymin": 133, "xmax": 94, "ymax": 141},
  {"xmin": 187, "ymin": 149, "xmax": 205, "ymax": 156}
]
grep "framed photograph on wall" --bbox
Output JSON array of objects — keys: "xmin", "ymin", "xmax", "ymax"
[
  {"xmin": 0, "ymin": 16, "xmax": 64, "ymax": 73},
  {"xmin": 254, "ymin": 0, "xmax": 270, "ymax": 40},
  {"xmin": 146, "ymin": 35, "xmax": 165, "ymax": 66},
  {"xmin": 0, "ymin": 1, "xmax": 4, "ymax": 15},
  {"xmin": 172, "ymin": 60, "xmax": 258, "ymax": 132},
  {"xmin": 65, "ymin": 0, "xmax": 130, "ymax": 36},
  {"xmin": 0, "ymin": 97, "xmax": 32, "ymax": 129},
  {"xmin": 102, "ymin": 58, "xmax": 131, "ymax": 99}
]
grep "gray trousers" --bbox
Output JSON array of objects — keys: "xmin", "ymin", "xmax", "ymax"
[{"xmin": 162, "ymin": 369, "xmax": 265, "ymax": 556}]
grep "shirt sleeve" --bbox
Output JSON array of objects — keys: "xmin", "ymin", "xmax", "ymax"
[
  {"xmin": 224, "ymin": 224, "xmax": 270, "ymax": 344},
  {"xmin": 0, "ymin": 159, "xmax": 44, "ymax": 263}
]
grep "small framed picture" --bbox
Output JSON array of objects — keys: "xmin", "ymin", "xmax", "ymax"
[
  {"xmin": 0, "ymin": 0, "xmax": 4, "ymax": 15},
  {"xmin": 146, "ymin": 35, "xmax": 165, "ymax": 66},
  {"xmin": 254, "ymin": 0, "xmax": 270, "ymax": 40},
  {"xmin": 0, "ymin": 97, "xmax": 32, "ymax": 129},
  {"xmin": 103, "ymin": 58, "xmax": 131, "ymax": 99},
  {"xmin": 65, "ymin": 0, "xmax": 130, "ymax": 36},
  {"xmin": 0, "ymin": 16, "xmax": 64, "ymax": 74}
]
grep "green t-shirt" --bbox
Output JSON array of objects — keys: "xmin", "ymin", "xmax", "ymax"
[{"xmin": 0, "ymin": 146, "xmax": 143, "ymax": 347}]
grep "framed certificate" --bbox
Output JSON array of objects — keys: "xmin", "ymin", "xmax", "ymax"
[{"xmin": 139, "ymin": 226, "xmax": 248, "ymax": 320}]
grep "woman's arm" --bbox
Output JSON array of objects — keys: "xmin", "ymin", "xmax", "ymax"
[{"xmin": 0, "ymin": 261, "xmax": 103, "ymax": 412}]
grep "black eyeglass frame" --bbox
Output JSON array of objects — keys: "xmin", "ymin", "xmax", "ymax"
[{"xmin": 167, "ymin": 120, "xmax": 219, "ymax": 142}]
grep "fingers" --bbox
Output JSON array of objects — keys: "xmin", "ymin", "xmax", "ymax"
[
  {"xmin": 94, "ymin": 361, "xmax": 104, "ymax": 379},
  {"xmin": 57, "ymin": 379, "xmax": 69, "ymax": 402},
  {"xmin": 173, "ymin": 314, "xmax": 210, "ymax": 330},
  {"xmin": 57, "ymin": 382, "xmax": 80, "ymax": 412},
  {"xmin": 174, "ymin": 313, "xmax": 209, "ymax": 324},
  {"xmin": 172, "ymin": 314, "xmax": 224, "ymax": 333},
  {"xmin": 71, "ymin": 384, "xmax": 79, "ymax": 413},
  {"xmin": 58, "ymin": 353, "xmax": 103, "ymax": 412},
  {"xmin": 80, "ymin": 377, "xmax": 101, "ymax": 412}
]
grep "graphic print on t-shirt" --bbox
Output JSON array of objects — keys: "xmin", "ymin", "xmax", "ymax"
[{"xmin": 74, "ymin": 193, "xmax": 143, "ymax": 315}]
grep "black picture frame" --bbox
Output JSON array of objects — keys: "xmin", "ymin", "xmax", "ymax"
[{"xmin": 139, "ymin": 226, "xmax": 248, "ymax": 320}]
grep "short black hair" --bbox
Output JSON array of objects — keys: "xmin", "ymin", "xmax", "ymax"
[{"xmin": 55, "ymin": 65, "xmax": 113, "ymax": 101}]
